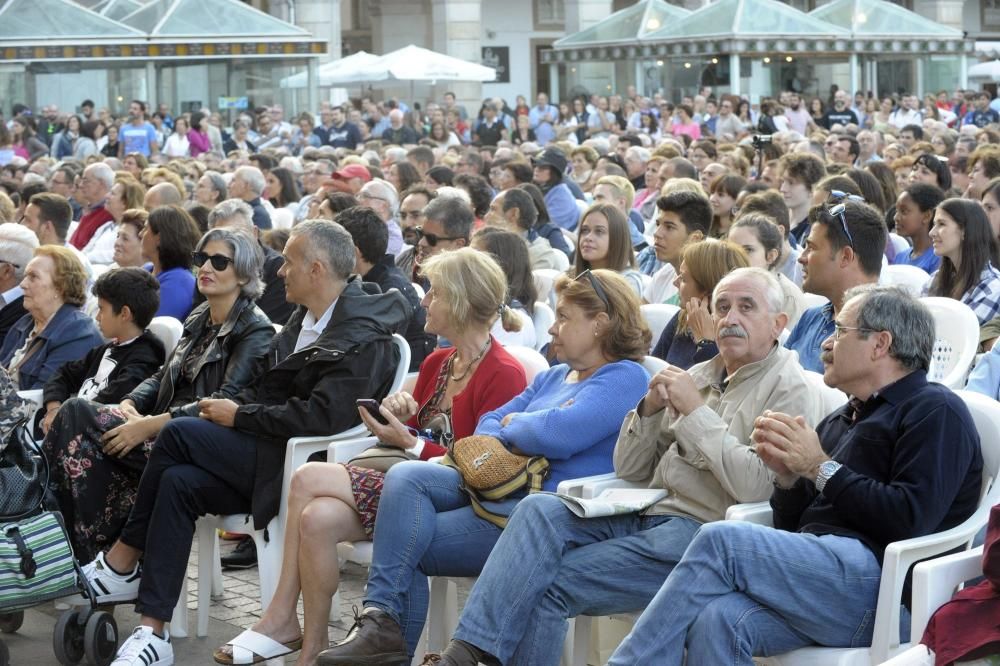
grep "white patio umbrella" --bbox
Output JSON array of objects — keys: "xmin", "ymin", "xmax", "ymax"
[
  {"xmin": 344, "ymin": 44, "xmax": 497, "ymax": 83},
  {"xmin": 969, "ymin": 60, "xmax": 1000, "ymax": 83},
  {"xmin": 279, "ymin": 51, "xmax": 380, "ymax": 89}
]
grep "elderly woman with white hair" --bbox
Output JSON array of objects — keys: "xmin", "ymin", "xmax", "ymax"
[
  {"xmin": 358, "ymin": 178, "xmax": 405, "ymax": 256},
  {"xmin": 0, "ymin": 222, "xmax": 39, "ymax": 341}
]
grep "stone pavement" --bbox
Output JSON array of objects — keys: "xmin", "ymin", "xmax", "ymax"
[{"xmin": 4, "ymin": 534, "xmax": 472, "ymax": 665}]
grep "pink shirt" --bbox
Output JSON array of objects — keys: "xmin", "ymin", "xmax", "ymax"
[{"xmin": 672, "ymin": 121, "xmax": 701, "ymax": 141}]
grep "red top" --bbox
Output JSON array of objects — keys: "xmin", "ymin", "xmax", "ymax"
[
  {"xmin": 406, "ymin": 337, "xmax": 527, "ymax": 460},
  {"xmin": 69, "ymin": 205, "xmax": 114, "ymax": 250}
]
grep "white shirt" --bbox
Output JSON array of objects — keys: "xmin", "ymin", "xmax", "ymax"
[
  {"xmin": 294, "ymin": 299, "xmax": 337, "ymax": 353},
  {"xmin": 643, "ymin": 263, "xmax": 679, "ymax": 305},
  {"xmin": 0, "ymin": 285, "xmax": 22, "ymax": 308}
]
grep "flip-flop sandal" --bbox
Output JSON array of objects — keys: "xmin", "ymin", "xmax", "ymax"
[{"xmin": 213, "ymin": 629, "xmax": 303, "ymax": 665}]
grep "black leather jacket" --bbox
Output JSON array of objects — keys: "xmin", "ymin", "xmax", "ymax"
[{"xmin": 125, "ymin": 297, "xmax": 274, "ymax": 418}]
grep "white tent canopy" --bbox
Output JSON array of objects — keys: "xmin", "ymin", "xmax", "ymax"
[
  {"xmin": 279, "ymin": 51, "xmax": 379, "ymax": 88},
  {"xmin": 969, "ymin": 59, "xmax": 1000, "ymax": 83},
  {"xmin": 343, "ymin": 44, "xmax": 496, "ymax": 84}
]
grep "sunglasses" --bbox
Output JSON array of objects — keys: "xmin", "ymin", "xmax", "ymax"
[
  {"xmin": 826, "ymin": 202, "xmax": 858, "ymax": 248},
  {"xmin": 415, "ymin": 226, "xmax": 463, "ymax": 247},
  {"xmin": 575, "ymin": 269, "xmax": 610, "ymax": 312},
  {"xmin": 192, "ymin": 252, "xmax": 235, "ymax": 271}
]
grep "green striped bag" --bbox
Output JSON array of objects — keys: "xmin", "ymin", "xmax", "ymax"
[{"xmin": 0, "ymin": 512, "xmax": 78, "ymax": 611}]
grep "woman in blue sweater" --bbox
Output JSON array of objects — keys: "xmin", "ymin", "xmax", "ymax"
[
  {"xmin": 318, "ymin": 269, "xmax": 652, "ymax": 662},
  {"xmin": 142, "ymin": 205, "xmax": 201, "ymax": 321}
]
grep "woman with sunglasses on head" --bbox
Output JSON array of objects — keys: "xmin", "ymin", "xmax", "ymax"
[
  {"xmin": 142, "ymin": 205, "xmax": 203, "ymax": 322},
  {"xmin": 315, "ymin": 267, "xmax": 651, "ymax": 666},
  {"xmin": 892, "ymin": 183, "xmax": 945, "ymax": 274},
  {"xmin": 572, "ymin": 202, "xmax": 643, "ymax": 297},
  {"xmin": 910, "ymin": 152, "xmax": 953, "ymax": 192},
  {"xmin": 651, "ymin": 239, "xmax": 749, "ymax": 369},
  {"xmin": 925, "ymin": 198, "xmax": 1000, "ymax": 325},
  {"xmin": 39, "ymin": 228, "xmax": 274, "ymax": 564},
  {"xmin": 215, "ymin": 248, "xmax": 530, "ymax": 666}
]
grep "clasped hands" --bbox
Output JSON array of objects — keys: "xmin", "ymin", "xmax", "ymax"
[
  {"xmin": 639, "ymin": 365, "xmax": 705, "ymax": 418},
  {"xmin": 751, "ymin": 410, "xmax": 830, "ymax": 488}
]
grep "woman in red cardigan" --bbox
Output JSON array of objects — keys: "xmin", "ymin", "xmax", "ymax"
[{"xmin": 215, "ymin": 248, "xmax": 528, "ymax": 666}]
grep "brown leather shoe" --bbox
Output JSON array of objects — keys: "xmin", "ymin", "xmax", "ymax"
[{"xmin": 316, "ymin": 606, "xmax": 408, "ymax": 665}]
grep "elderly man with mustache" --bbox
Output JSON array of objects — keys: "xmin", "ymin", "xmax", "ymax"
[{"xmin": 425, "ymin": 266, "xmax": 830, "ymax": 666}]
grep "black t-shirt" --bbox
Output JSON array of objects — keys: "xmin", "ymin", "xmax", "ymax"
[
  {"xmin": 821, "ymin": 109, "xmax": 859, "ymax": 130},
  {"xmin": 475, "ymin": 119, "xmax": 504, "ymax": 146}
]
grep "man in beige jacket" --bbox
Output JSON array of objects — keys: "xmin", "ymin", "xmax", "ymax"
[{"xmin": 427, "ymin": 266, "xmax": 832, "ymax": 666}]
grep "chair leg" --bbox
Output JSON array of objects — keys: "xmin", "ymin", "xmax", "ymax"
[
  {"xmin": 170, "ymin": 572, "xmax": 189, "ymax": 638},
  {"xmin": 197, "ymin": 519, "xmax": 216, "ymax": 637},
  {"xmin": 572, "ymin": 616, "xmax": 591, "ymax": 666},
  {"xmin": 330, "ymin": 589, "xmax": 341, "ymax": 623},
  {"xmin": 426, "ymin": 577, "xmax": 449, "ymax": 653},
  {"xmin": 211, "ymin": 530, "xmax": 224, "ymax": 598}
]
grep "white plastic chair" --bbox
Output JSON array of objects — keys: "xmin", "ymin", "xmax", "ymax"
[
  {"xmin": 921, "ymin": 297, "xmax": 979, "ymax": 389},
  {"xmin": 880, "ymin": 264, "xmax": 930, "ymax": 297},
  {"xmin": 888, "ymin": 233, "xmax": 911, "ymax": 257},
  {"xmin": 504, "ymin": 345, "xmax": 549, "ymax": 383},
  {"xmin": 411, "ymin": 282, "xmax": 425, "ymax": 299},
  {"xmin": 533, "ymin": 268, "xmax": 563, "ymax": 310},
  {"xmin": 640, "ymin": 303, "xmax": 680, "ymax": 353},
  {"xmin": 801, "ymin": 292, "xmax": 829, "ymax": 310},
  {"xmin": 801, "ymin": 370, "xmax": 848, "ymax": 417},
  {"xmin": 173, "ymin": 334, "xmax": 411, "ymax": 638},
  {"xmin": 147, "ymin": 316, "xmax": 184, "ymax": 356},
  {"xmin": 641, "ymin": 355, "xmax": 668, "ymax": 377},
  {"xmin": 531, "ymin": 302, "xmax": 555, "ymax": 352},
  {"xmin": 730, "ymin": 389, "xmax": 1000, "ymax": 665}
]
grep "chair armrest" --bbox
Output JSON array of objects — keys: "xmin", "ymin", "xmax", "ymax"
[
  {"xmin": 725, "ymin": 501, "xmax": 774, "ymax": 526},
  {"xmin": 556, "ymin": 472, "xmax": 617, "ymax": 498},
  {"xmin": 581, "ymin": 476, "xmax": 644, "ymax": 499},
  {"xmin": 16, "ymin": 389, "xmax": 43, "ymax": 407},
  {"xmin": 909, "ymin": 545, "xmax": 984, "ymax": 644},
  {"xmin": 880, "ymin": 644, "xmax": 935, "ymax": 665},
  {"xmin": 327, "ymin": 423, "xmax": 369, "ymax": 442},
  {"xmin": 327, "ymin": 436, "xmax": 379, "ymax": 463}
]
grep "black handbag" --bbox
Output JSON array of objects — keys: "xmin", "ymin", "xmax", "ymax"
[{"xmin": 0, "ymin": 418, "xmax": 48, "ymax": 521}]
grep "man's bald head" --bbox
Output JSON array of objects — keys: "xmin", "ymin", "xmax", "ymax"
[{"xmin": 144, "ymin": 182, "xmax": 183, "ymax": 211}]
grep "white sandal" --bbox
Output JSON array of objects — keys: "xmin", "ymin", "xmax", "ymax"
[{"xmin": 212, "ymin": 629, "xmax": 303, "ymax": 665}]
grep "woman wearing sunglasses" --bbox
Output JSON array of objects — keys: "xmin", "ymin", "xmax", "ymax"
[
  {"xmin": 572, "ymin": 202, "xmax": 644, "ymax": 297},
  {"xmin": 39, "ymin": 227, "xmax": 274, "ymax": 563},
  {"xmin": 141, "ymin": 205, "xmax": 203, "ymax": 322}
]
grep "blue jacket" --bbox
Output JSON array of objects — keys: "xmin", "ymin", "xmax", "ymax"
[
  {"xmin": 784, "ymin": 303, "xmax": 834, "ymax": 373},
  {"xmin": 0, "ymin": 304, "xmax": 104, "ymax": 390},
  {"xmin": 544, "ymin": 182, "xmax": 581, "ymax": 231}
]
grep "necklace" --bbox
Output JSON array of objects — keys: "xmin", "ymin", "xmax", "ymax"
[{"xmin": 449, "ymin": 337, "xmax": 491, "ymax": 382}]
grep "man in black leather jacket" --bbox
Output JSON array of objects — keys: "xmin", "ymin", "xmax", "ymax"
[{"xmin": 80, "ymin": 219, "xmax": 411, "ymax": 666}]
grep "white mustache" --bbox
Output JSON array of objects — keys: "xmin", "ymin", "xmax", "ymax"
[{"xmin": 719, "ymin": 325, "xmax": 747, "ymax": 339}]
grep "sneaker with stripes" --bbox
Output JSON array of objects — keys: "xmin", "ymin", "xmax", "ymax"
[
  {"xmin": 81, "ymin": 551, "xmax": 141, "ymax": 604},
  {"xmin": 112, "ymin": 626, "xmax": 173, "ymax": 666}
]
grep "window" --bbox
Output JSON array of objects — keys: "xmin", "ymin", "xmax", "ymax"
[
  {"xmin": 534, "ymin": 0, "xmax": 565, "ymax": 29},
  {"xmin": 985, "ymin": 0, "xmax": 1000, "ymax": 31}
]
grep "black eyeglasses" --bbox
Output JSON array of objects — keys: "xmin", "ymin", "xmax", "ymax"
[
  {"xmin": 575, "ymin": 269, "xmax": 610, "ymax": 312},
  {"xmin": 415, "ymin": 226, "xmax": 462, "ymax": 247},
  {"xmin": 192, "ymin": 252, "xmax": 235, "ymax": 271}
]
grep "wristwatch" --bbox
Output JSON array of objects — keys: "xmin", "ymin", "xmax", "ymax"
[{"xmin": 814, "ymin": 460, "xmax": 843, "ymax": 493}]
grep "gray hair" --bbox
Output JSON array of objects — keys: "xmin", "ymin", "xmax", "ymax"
[
  {"xmin": 712, "ymin": 266, "xmax": 784, "ymax": 316},
  {"xmin": 624, "ymin": 146, "xmax": 650, "ymax": 164},
  {"xmin": 85, "ymin": 162, "xmax": 115, "ymax": 191},
  {"xmin": 291, "ymin": 219, "xmax": 356, "ymax": 281},
  {"xmin": 234, "ymin": 166, "xmax": 266, "ymax": 196},
  {"xmin": 843, "ymin": 284, "xmax": 934, "ymax": 372},
  {"xmin": 195, "ymin": 227, "xmax": 265, "ymax": 300},
  {"xmin": 0, "ymin": 222, "xmax": 39, "ymax": 279},
  {"xmin": 362, "ymin": 178, "xmax": 399, "ymax": 216},
  {"xmin": 203, "ymin": 171, "xmax": 228, "ymax": 204},
  {"xmin": 208, "ymin": 198, "xmax": 254, "ymax": 232}
]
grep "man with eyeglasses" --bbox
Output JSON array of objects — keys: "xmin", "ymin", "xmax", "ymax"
[
  {"xmin": 425, "ymin": 267, "xmax": 828, "ymax": 666},
  {"xmin": 0, "ymin": 222, "xmax": 38, "ymax": 341},
  {"xmin": 47, "ymin": 165, "xmax": 82, "ymax": 221},
  {"xmin": 785, "ymin": 198, "xmax": 884, "ymax": 373},
  {"xmin": 296, "ymin": 159, "xmax": 335, "ymax": 224},
  {"xmin": 69, "ymin": 162, "xmax": 115, "ymax": 251},
  {"xmin": 607, "ymin": 285, "xmax": 982, "ymax": 665}
]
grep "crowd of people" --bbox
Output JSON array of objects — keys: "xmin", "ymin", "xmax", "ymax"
[{"xmin": 0, "ymin": 81, "xmax": 996, "ymax": 666}]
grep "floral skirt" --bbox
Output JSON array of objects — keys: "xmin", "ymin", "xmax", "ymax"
[
  {"xmin": 344, "ymin": 464, "xmax": 386, "ymax": 539},
  {"xmin": 41, "ymin": 398, "xmax": 155, "ymax": 563}
]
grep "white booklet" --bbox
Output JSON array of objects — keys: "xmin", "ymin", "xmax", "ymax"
[{"xmin": 543, "ymin": 488, "xmax": 668, "ymax": 518}]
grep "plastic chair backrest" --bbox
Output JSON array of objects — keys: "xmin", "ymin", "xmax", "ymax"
[
  {"xmin": 921, "ymin": 297, "xmax": 979, "ymax": 389},
  {"xmin": 532, "ymin": 268, "xmax": 562, "ymax": 309},
  {"xmin": 801, "ymin": 370, "xmax": 848, "ymax": 419},
  {"xmin": 641, "ymin": 355, "xmax": 668, "ymax": 377},
  {"xmin": 148, "ymin": 316, "xmax": 184, "ymax": 356},
  {"xmin": 880, "ymin": 264, "xmax": 929, "ymax": 297},
  {"xmin": 505, "ymin": 345, "xmax": 549, "ymax": 383},
  {"xmin": 955, "ymin": 390, "xmax": 1000, "ymax": 504},
  {"xmin": 411, "ymin": 282, "xmax": 425, "ymax": 299},
  {"xmin": 390, "ymin": 333, "xmax": 410, "ymax": 395},
  {"xmin": 640, "ymin": 303, "xmax": 681, "ymax": 352},
  {"xmin": 532, "ymin": 301, "xmax": 555, "ymax": 351},
  {"xmin": 801, "ymin": 292, "xmax": 829, "ymax": 310}
]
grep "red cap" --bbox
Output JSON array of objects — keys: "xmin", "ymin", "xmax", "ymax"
[{"xmin": 332, "ymin": 164, "xmax": 372, "ymax": 182}]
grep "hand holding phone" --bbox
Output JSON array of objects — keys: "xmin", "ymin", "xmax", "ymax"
[{"xmin": 356, "ymin": 398, "xmax": 389, "ymax": 425}]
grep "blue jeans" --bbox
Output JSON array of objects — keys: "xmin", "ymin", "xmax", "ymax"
[
  {"xmin": 363, "ymin": 461, "xmax": 515, "ymax": 654},
  {"xmin": 607, "ymin": 521, "xmax": 884, "ymax": 665},
  {"xmin": 452, "ymin": 493, "xmax": 701, "ymax": 665}
]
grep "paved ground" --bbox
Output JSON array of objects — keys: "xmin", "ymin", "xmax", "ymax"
[{"xmin": 3, "ymin": 534, "xmax": 473, "ymax": 665}]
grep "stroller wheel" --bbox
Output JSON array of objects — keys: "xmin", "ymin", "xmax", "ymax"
[
  {"xmin": 53, "ymin": 609, "xmax": 85, "ymax": 665},
  {"xmin": 0, "ymin": 612, "xmax": 23, "ymax": 634},
  {"xmin": 83, "ymin": 611, "xmax": 118, "ymax": 666}
]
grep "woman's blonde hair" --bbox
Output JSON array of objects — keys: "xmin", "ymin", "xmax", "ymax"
[
  {"xmin": 677, "ymin": 239, "xmax": 749, "ymax": 333},
  {"xmin": 420, "ymin": 247, "xmax": 521, "ymax": 335},
  {"xmin": 554, "ymin": 269, "xmax": 649, "ymax": 362},
  {"xmin": 33, "ymin": 245, "xmax": 88, "ymax": 306}
]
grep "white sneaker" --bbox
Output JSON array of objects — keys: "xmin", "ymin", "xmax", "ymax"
[
  {"xmin": 81, "ymin": 552, "xmax": 140, "ymax": 604},
  {"xmin": 112, "ymin": 626, "xmax": 173, "ymax": 666}
]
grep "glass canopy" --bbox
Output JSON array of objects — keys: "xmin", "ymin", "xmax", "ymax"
[
  {"xmin": 810, "ymin": 0, "xmax": 963, "ymax": 38},
  {"xmin": 643, "ymin": 0, "xmax": 849, "ymax": 40},
  {"xmin": 555, "ymin": 0, "xmax": 691, "ymax": 47},
  {"xmin": 118, "ymin": 0, "xmax": 308, "ymax": 37},
  {"xmin": 0, "ymin": 0, "xmax": 143, "ymax": 40}
]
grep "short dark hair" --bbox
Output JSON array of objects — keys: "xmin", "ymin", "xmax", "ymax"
[
  {"xmin": 337, "ymin": 206, "xmax": 389, "ymax": 265},
  {"xmin": 781, "ymin": 153, "xmax": 826, "ymax": 189},
  {"xmin": 913, "ymin": 153, "xmax": 952, "ymax": 191},
  {"xmin": 454, "ymin": 174, "xmax": 492, "ymax": 218},
  {"xmin": 130, "ymin": 99, "xmax": 146, "ymax": 113},
  {"xmin": 406, "ymin": 146, "xmax": 435, "ymax": 168},
  {"xmin": 809, "ymin": 199, "xmax": 886, "ymax": 277},
  {"xmin": 322, "ymin": 191, "xmax": 360, "ymax": 214},
  {"xmin": 504, "ymin": 161, "xmax": 534, "ymax": 185},
  {"xmin": 667, "ymin": 157, "xmax": 698, "ymax": 181},
  {"xmin": 424, "ymin": 195, "xmax": 473, "ymax": 241},
  {"xmin": 739, "ymin": 191, "xmax": 790, "ymax": 233},
  {"xmin": 656, "ymin": 191, "xmax": 711, "ymax": 235},
  {"xmin": 901, "ymin": 124, "xmax": 924, "ymax": 140},
  {"xmin": 905, "ymin": 182, "xmax": 946, "ymax": 213},
  {"xmin": 426, "ymin": 165, "xmax": 454, "ymax": 187},
  {"xmin": 146, "ymin": 205, "xmax": 203, "ymax": 271},
  {"xmin": 839, "ymin": 136, "xmax": 860, "ymax": 161},
  {"xmin": 501, "ymin": 188, "xmax": 538, "ymax": 230},
  {"xmin": 28, "ymin": 193, "xmax": 72, "ymax": 242},
  {"xmin": 92, "ymin": 267, "xmax": 161, "ymax": 329}
]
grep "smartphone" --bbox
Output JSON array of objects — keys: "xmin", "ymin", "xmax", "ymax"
[{"xmin": 356, "ymin": 398, "xmax": 389, "ymax": 425}]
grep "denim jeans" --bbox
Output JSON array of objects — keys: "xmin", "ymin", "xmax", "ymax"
[
  {"xmin": 452, "ymin": 493, "xmax": 701, "ymax": 665},
  {"xmin": 363, "ymin": 461, "xmax": 515, "ymax": 655},
  {"xmin": 607, "ymin": 521, "xmax": 883, "ymax": 665}
]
